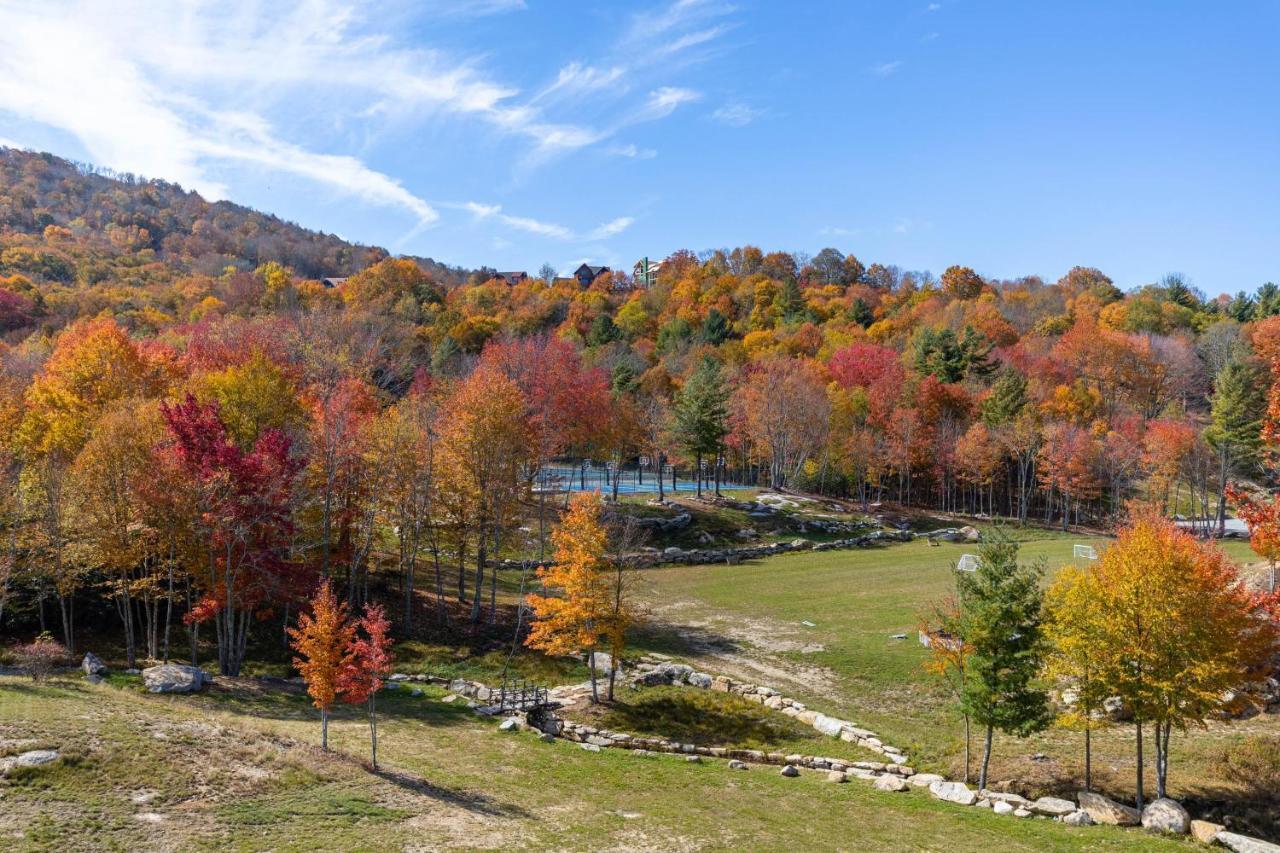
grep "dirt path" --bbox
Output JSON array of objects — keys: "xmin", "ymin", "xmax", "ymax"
[{"xmin": 647, "ymin": 599, "xmax": 840, "ymax": 698}]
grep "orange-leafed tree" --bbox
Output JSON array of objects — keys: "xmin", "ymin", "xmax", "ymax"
[
  {"xmin": 436, "ymin": 363, "xmax": 532, "ymax": 624},
  {"xmin": 526, "ymin": 491, "xmax": 613, "ymax": 703},
  {"xmin": 1226, "ymin": 485, "xmax": 1280, "ymax": 593},
  {"xmin": 1081, "ymin": 514, "xmax": 1277, "ymax": 807},
  {"xmin": 288, "ymin": 581, "xmax": 356, "ymax": 751},
  {"xmin": 339, "ymin": 602, "xmax": 394, "ymax": 770}
]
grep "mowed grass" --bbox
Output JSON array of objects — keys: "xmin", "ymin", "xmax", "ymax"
[
  {"xmin": 630, "ymin": 526, "xmax": 1280, "ymax": 801},
  {"xmin": 0, "ymin": 675, "xmax": 1186, "ymax": 852}
]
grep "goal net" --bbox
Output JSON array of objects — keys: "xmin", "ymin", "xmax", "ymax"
[
  {"xmin": 956, "ymin": 553, "xmax": 980, "ymax": 573},
  {"xmin": 1073, "ymin": 544, "xmax": 1099, "ymax": 561}
]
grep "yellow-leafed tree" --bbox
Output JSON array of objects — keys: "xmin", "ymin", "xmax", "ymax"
[{"xmin": 1063, "ymin": 514, "xmax": 1277, "ymax": 809}]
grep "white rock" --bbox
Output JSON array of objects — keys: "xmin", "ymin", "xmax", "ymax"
[
  {"xmin": 0, "ymin": 749, "xmax": 60, "ymax": 775},
  {"xmin": 1063, "ymin": 810, "xmax": 1093, "ymax": 827},
  {"xmin": 1029, "ymin": 796, "xmax": 1076, "ymax": 817},
  {"xmin": 81, "ymin": 652, "xmax": 107, "ymax": 676},
  {"xmin": 874, "ymin": 774, "xmax": 908, "ymax": 792},
  {"xmin": 779, "ymin": 764, "xmax": 800, "ymax": 777},
  {"xmin": 929, "ymin": 780, "xmax": 978, "ymax": 806},
  {"xmin": 1216, "ymin": 831, "xmax": 1280, "ymax": 853},
  {"xmin": 993, "ymin": 801, "xmax": 1015, "ymax": 816},
  {"xmin": 1077, "ymin": 791, "xmax": 1139, "ymax": 826},
  {"xmin": 728, "ymin": 760, "xmax": 748, "ymax": 770},
  {"xmin": 811, "ymin": 714, "xmax": 844, "ymax": 737},
  {"xmin": 908, "ymin": 773, "xmax": 945, "ymax": 787},
  {"xmin": 497, "ymin": 717, "xmax": 521, "ymax": 732},
  {"xmin": 1140, "ymin": 797, "xmax": 1189, "ymax": 835},
  {"xmin": 141, "ymin": 664, "xmax": 211, "ymax": 694}
]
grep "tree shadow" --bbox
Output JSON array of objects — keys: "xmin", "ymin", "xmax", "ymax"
[
  {"xmin": 599, "ymin": 691, "xmax": 806, "ymax": 748},
  {"xmin": 368, "ymin": 764, "xmax": 533, "ymax": 820},
  {"xmin": 627, "ymin": 619, "xmax": 743, "ymax": 660}
]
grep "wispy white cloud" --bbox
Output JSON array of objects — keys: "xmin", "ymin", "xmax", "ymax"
[
  {"xmin": 926, "ymin": 3, "xmax": 942, "ymax": 11},
  {"xmin": 922, "ymin": 31, "xmax": 941, "ymax": 42},
  {"xmin": 0, "ymin": 0, "xmax": 725, "ymax": 245},
  {"xmin": 535, "ymin": 62, "xmax": 627, "ymax": 102},
  {"xmin": 418, "ymin": 0, "xmax": 527, "ymax": 18},
  {"xmin": 589, "ymin": 217, "xmax": 635, "ymax": 240},
  {"xmin": 621, "ymin": 0, "xmax": 736, "ymax": 51},
  {"xmin": 607, "ymin": 143, "xmax": 658, "ymax": 159},
  {"xmin": 0, "ymin": 0, "xmax": 606, "ymax": 222},
  {"xmin": 640, "ymin": 86, "xmax": 702, "ymax": 119},
  {"xmin": 462, "ymin": 202, "xmax": 634, "ymax": 242},
  {"xmin": 819, "ymin": 226, "xmax": 859, "ymax": 238},
  {"xmin": 711, "ymin": 102, "xmax": 765, "ymax": 127},
  {"xmin": 871, "ymin": 60, "xmax": 904, "ymax": 77}
]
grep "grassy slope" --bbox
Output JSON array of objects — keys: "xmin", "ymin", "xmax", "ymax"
[
  {"xmin": 628, "ymin": 526, "xmax": 1278, "ymax": 801},
  {"xmin": 0, "ymin": 675, "xmax": 1184, "ymax": 852}
]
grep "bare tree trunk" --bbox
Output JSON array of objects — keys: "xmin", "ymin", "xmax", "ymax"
[
  {"xmin": 1135, "ymin": 720, "xmax": 1145, "ymax": 813},
  {"xmin": 979, "ymin": 724, "xmax": 993, "ymax": 791}
]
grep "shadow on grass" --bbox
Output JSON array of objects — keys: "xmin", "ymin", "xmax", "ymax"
[
  {"xmin": 626, "ymin": 619, "xmax": 743, "ymax": 660},
  {"xmin": 592, "ymin": 688, "xmax": 813, "ymax": 749},
  {"xmin": 369, "ymin": 764, "xmax": 534, "ymax": 820}
]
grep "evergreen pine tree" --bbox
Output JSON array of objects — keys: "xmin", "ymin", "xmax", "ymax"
[
  {"xmin": 1207, "ymin": 358, "xmax": 1267, "ymax": 534},
  {"xmin": 981, "ymin": 370, "xmax": 1029, "ymax": 426},
  {"xmin": 672, "ymin": 358, "xmax": 730, "ymax": 497},
  {"xmin": 956, "ymin": 535, "xmax": 1051, "ymax": 791}
]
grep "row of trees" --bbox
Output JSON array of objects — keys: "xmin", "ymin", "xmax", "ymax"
[{"xmin": 926, "ymin": 515, "xmax": 1276, "ymax": 811}]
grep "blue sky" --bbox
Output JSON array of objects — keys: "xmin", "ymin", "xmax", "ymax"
[{"xmin": 0, "ymin": 1, "xmax": 1276, "ymax": 294}]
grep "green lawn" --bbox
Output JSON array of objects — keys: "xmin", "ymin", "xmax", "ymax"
[
  {"xmin": 626, "ymin": 526, "xmax": 1280, "ymax": 804},
  {"xmin": 0, "ymin": 675, "xmax": 1188, "ymax": 851}
]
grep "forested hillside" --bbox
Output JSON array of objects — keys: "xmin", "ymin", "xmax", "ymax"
[{"xmin": 1, "ymin": 145, "xmax": 1279, "ymax": 668}]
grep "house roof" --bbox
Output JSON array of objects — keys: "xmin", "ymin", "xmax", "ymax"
[
  {"xmin": 574, "ymin": 263, "xmax": 610, "ymax": 278},
  {"xmin": 320, "ymin": 277, "xmax": 347, "ymax": 288}
]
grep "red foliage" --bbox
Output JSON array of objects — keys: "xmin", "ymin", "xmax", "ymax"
[
  {"xmin": 480, "ymin": 336, "xmax": 611, "ymax": 459},
  {"xmin": 339, "ymin": 603, "xmax": 395, "ymax": 706}
]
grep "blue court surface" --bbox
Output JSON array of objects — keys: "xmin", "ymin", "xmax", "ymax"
[{"xmin": 536, "ymin": 465, "xmax": 751, "ymax": 495}]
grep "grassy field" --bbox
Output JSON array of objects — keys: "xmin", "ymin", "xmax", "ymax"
[
  {"xmin": 624, "ymin": 524, "xmax": 1280, "ymax": 806},
  {"xmin": 0, "ymin": 674, "xmax": 1188, "ymax": 852}
]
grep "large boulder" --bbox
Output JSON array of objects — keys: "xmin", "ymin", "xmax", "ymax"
[
  {"xmin": 81, "ymin": 652, "xmax": 108, "ymax": 677},
  {"xmin": 141, "ymin": 664, "xmax": 211, "ymax": 694},
  {"xmin": 1216, "ymin": 831, "xmax": 1280, "ymax": 853},
  {"xmin": 929, "ymin": 780, "xmax": 978, "ymax": 806},
  {"xmin": 1140, "ymin": 798, "xmax": 1189, "ymax": 834},
  {"xmin": 1063, "ymin": 810, "xmax": 1094, "ymax": 827},
  {"xmin": 1029, "ymin": 796, "xmax": 1076, "ymax": 817},
  {"xmin": 1077, "ymin": 791, "xmax": 1139, "ymax": 826}
]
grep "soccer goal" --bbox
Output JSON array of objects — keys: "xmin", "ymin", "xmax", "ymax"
[
  {"xmin": 956, "ymin": 553, "xmax": 980, "ymax": 572},
  {"xmin": 1073, "ymin": 544, "xmax": 1099, "ymax": 561}
]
